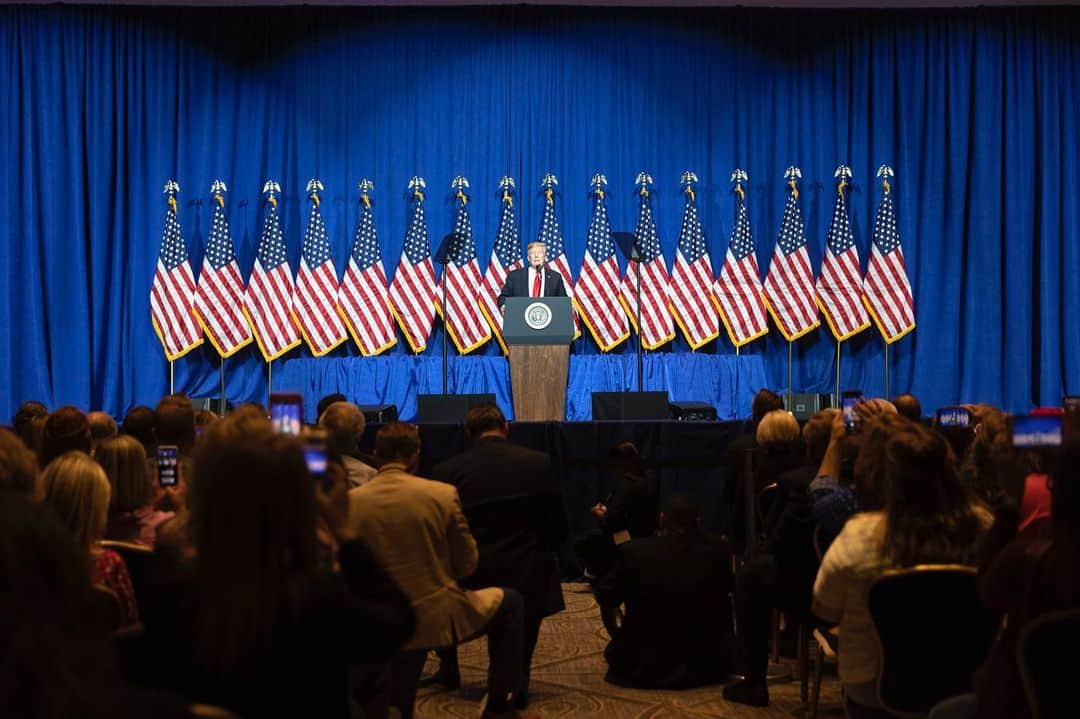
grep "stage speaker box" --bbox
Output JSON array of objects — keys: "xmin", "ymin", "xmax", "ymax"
[
  {"xmin": 359, "ymin": 404, "xmax": 398, "ymax": 424},
  {"xmin": 415, "ymin": 394, "xmax": 497, "ymax": 423},
  {"xmin": 669, "ymin": 401, "xmax": 718, "ymax": 421},
  {"xmin": 591, "ymin": 391, "xmax": 670, "ymax": 420},
  {"xmin": 192, "ymin": 397, "xmax": 228, "ymax": 415},
  {"xmin": 785, "ymin": 393, "xmax": 833, "ymax": 421}
]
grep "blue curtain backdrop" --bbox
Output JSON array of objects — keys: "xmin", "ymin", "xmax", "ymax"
[{"xmin": 1, "ymin": 5, "xmax": 1079, "ymax": 420}]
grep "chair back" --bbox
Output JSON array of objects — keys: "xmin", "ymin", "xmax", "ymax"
[
  {"xmin": 1018, "ymin": 608, "xmax": 1080, "ymax": 719},
  {"xmin": 868, "ymin": 565, "xmax": 996, "ymax": 717},
  {"xmin": 99, "ymin": 540, "xmax": 153, "ymax": 604}
]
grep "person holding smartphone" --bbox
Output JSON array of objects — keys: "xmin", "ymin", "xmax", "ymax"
[
  {"xmin": 97, "ymin": 435, "xmax": 175, "ymax": 548},
  {"xmin": 134, "ymin": 413, "xmax": 415, "ymax": 719}
]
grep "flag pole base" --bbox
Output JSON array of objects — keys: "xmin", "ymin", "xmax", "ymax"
[
  {"xmin": 835, "ymin": 339, "xmax": 841, "ymax": 407},
  {"xmin": 884, "ymin": 341, "xmax": 890, "ymax": 399}
]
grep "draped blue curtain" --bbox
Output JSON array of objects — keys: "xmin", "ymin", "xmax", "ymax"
[{"xmin": 1, "ymin": 5, "xmax": 1078, "ymax": 419}]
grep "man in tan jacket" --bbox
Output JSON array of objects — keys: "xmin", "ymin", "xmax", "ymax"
[{"xmin": 347, "ymin": 422, "xmax": 527, "ymax": 719}]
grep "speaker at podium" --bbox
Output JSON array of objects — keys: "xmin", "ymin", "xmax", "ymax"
[{"xmin": 502, "ymin": 296, "xmax": 575, "ymax": 421}]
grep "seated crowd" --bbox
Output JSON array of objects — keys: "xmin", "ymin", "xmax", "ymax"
[{"xmin": 1, "ymin": 389, "xmax": 1077, "ymax": 719}]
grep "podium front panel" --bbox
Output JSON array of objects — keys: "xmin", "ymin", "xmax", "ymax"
[{"xmin": 503, "ymin": 297, "xmax": 575, "ymax": 345}]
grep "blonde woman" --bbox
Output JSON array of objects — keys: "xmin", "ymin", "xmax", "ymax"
[
  {"xmin": 41, "ymin": 451, "xmax": 138, "ymax": 627},
  {"xmin": 97, "ymin": 435, "xmax": 173, "ymax": 547}
]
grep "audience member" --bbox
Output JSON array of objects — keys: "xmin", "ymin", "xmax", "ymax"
[
  {"xmin": 87, "ymin": 411, "xmax": 118, "ymax": 454},
  {"xmin": 812, "ymin": 420, "xmax": 992, "ymax": 715},
  {"xmin": 577, "ymin": 441, "xmax": 659, "ymax": 580},
  {"xmin": 0, "ymin": 490, "xmax": 192, "ymax": 719},
  {"xmin": 722, "ymin": 389, "xmax": 784, "ymax": 538},
  {"xmin": 891, "ymin": 393, "xmax": 922, "ymax": 422},
  {"xmin": 724, "ymin": 409, "xmax": 836, "ymax": 707},
  {"xmin": 320, "ymin": 401, "xmax": 377, "ymax": 487},
  {"xmin": 730, "ymin": 408, "xmax": 802, "ymax": 554},
  {"xmin": 348, "ymin": 422, "xmax": 528, "ymax": 719},
  {"xmin": 0, "ymin": 427, "xmax": 40, "ymax": 497},
  {"xmin": 317, "ymin": 392, "xmax": 348, "ymax": 420},
  {"xmin": 193, "ymin": 409, "xmax": 219, "ymax": 434},
  {"xmin": 40, "ymin": 405, "xmax": 92, "ymax": 466},
  {"xmin": 432, "ymin": 404, "xmax": 568, "ymax": 707},
  {"xmin": 133, "ymin": 414, "xmax": 414, "ymax": 718},
  {"xmin": 154, "ymin": 396, "xmax": 196, "ymax": 456},
  {"xmin": 974, "ymin": 440, "xmax": 1080, "ymax": 719},
  {"xmin": 122, "ymin": 405, "xmax": 156, "ymax": 451},
  {"xmin": 41, "ymin": 451, "xmax": 139, "ymax": 627},
  {"xmin": 960, "ymin": 404, "xmax": 1013, "ymax": 502},
  {"xmin": 13, "ymin": 399, "xmax": 47, "ymax": 450},
  {"xmin": 97, "ymin": 434, "xmax": 174, "ymax": 547},
  {"xmin": 808, "ymin": 409, "xmax": 906, "ymax": 549},
  {"xmin": 594, "ymin": 494, "xmax": 734, "ymax": 689}
]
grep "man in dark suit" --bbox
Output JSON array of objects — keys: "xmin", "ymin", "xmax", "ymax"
[
  {"xmin": 723, "ymin": 408, "xmax": 836, "ymax": 708},
  {"xmin": 723, "ymin": 388, "xmax": 784, "ymax": 550},
  {"xmin": 496, "ymin": 241, "xmax": 568, "ymax": 308},
  {"xmin": 432, "ymin": 403, "xmax": 567, "ymax": 708},
  {"xmin": 594, "ymin": 494, "xmax": 734, "ymax": 689}
]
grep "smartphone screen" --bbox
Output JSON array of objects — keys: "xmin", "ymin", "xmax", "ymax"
[
  {"xmin": 157, "ymin": 445, "xmax": 179, "ymax": 487},
  {"xmin": 842, "ymin": 391, "xmax": 863, "ymax": 431},
  {"xmin": 936, "ymin": 406, "xmax": 971, "ymax": 428},
  {"xmin": 1011, "ymin": 414, "xmax": 1063, "ymax": 448},
  {"xmin": 304, "ymin": 443, "xmax": 328, "ymax": 478},
  {"xmin": 269, "ymin": 393, "xmax": 303, "ymax": 436}
]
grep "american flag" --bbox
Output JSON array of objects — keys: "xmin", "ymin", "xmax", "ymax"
[
  {"xmin": 670, "ymin": 185, "xmax": 719, "ymax": 349},
  {"xmin": 863, "ymin": 180, "xmax": 915, "ymax": 343},
  {"xmin": 294, "ymin": 193, "xmax": 347, "ymax": 356},
  {"xmin": 478, "ymin": 184, "xmax": 524, "ymax": 354},
  {"xmin": 438, "ymin": 186, "xmax": 492, "ymax": 354},
  {"xmin": 150, "ymin": 191, "xmax": 203, "ymax": 360},
  {"xmin": 387, "ymin": 185, "xmax": 439, "ymax": 353},
  {"xmin": 536, "ymin": 181, "xmax": 580, "ymax": 338},
  {"xmin": 815, "ymin": 176, "xmax": 870, "ymax": 341},
  {"xmin": 244, "ymin": 193, "xmax": 301, "ymax": 361},
  {"xmin": 763, "ymin": 180, "xmax": 820, "ymax": 341},
  {"xmin": 619, "ymin": 186, "xmax": 675, "ymax": 350},
  {"xmin": 338, "ymin": 189, "xmax": 397, "ymax": 355},
  {"xmin": 576, "ymin": 182, "xmax": 630, "ymax": 351},
  {"xmin": 193, "ymin": 192, "xmax": 252, "ymax": 357},
  {"xmin": 713, "ymin": 188, "xmax": 769, "ymax": 347}
]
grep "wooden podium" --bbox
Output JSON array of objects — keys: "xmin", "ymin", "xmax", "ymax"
[{"xmin": 503, "ymin": 297, "xmax": 574, "ymax": 421}]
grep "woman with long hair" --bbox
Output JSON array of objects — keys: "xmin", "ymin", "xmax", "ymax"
[
  {"xmin": 41, "ymin": 451, "xmax": 139, "ymax": 627},
  {"xmin": 136, "ymin": 412, "xmax": 414, "ymax": 718},
  {"xmin": 97, "ymin": 435, "xmax": 173, "ymax": 547},
  {"xmin": 812, "ymin": 419, "xmax": 992, "ymax": 714}
]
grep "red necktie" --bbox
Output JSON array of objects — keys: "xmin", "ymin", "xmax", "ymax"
[{"xmin": 532, "ymin": 270, "xmax": 541, "ymax": 298}]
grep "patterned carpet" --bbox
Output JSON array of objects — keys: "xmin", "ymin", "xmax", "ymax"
[{"xmin": 415, "ymin": 583, "xmax": 844, "ymax": 718}]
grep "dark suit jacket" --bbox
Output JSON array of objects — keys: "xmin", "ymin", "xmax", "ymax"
[
  {"xmin": 594, "ymin": 532, "xmax": 734, "ymax": 689},
  {"xmin": 763, "ymin": 464, "xmax": 820, "ymax": 586},
  {"xmin": 431, "ymin": 435, "xmax": 568, "ymax": 616},
  {"xmin": 496, "ymin": 266, "xmax": 568, "ymax": 308},
  {"xmin": 601, "ymin": 470, "xmax": 659, "ymax": 540}
]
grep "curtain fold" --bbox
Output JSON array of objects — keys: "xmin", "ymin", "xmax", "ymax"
[{"xmin": 1, "ymin": 5, "xmax": 1078, "ymax": 418}]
